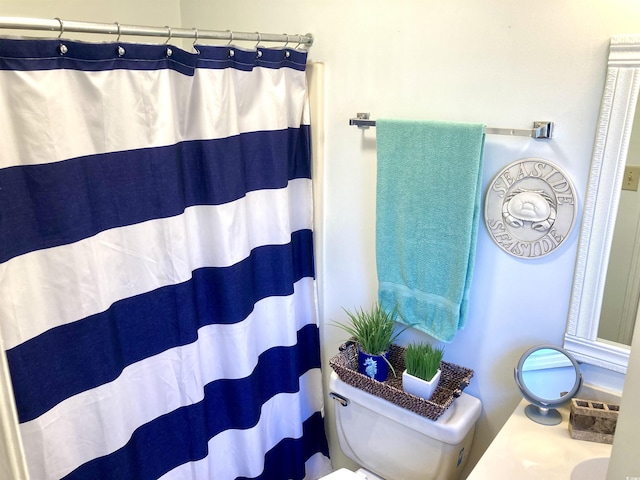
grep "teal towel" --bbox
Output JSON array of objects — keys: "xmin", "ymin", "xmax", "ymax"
[{"xmin": 376, "ymin": 119, "xmax": 485, "ymax": 342}]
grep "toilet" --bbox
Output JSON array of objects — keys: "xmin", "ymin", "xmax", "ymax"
[{"xmin": 323, "ymin": 371, "xmax": 482, "ymax": 480}]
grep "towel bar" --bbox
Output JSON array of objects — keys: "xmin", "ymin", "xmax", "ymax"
[{"xmin": 348, "ymin": 113, "xmax": 554, "ymax": 139}]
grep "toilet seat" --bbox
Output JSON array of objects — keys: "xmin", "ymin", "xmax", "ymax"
[
  {"xmin": 319, "ymin": 468, "xmax": 364, "ymax": 480},
  {"xmin": 320, "ymin": 468, "xmax": 383, "ymax": 480}
]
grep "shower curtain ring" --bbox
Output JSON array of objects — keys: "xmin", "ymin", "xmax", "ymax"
[
  {"xmin": 164, "ymin": 25, "xmax": 172, "ymax": 44},
  {"xmin": 294, "ymin": 34, "xmax": 303, "ymax": 49},
  {"xmin": 55, "ymin": 17, "xmax": 64, "ymax": 38},
  {"xmin": 255, "ymin": 32, "xmax": 263, "ymax": 58},
  {"xmin": 115, "ymin": 22, "xmax": 121, "ymax": 42},
  {"xmin": 283, "ymin": 34, "xmax": 290, "ymax": 49},
  {"xmin": 192, "ymin": 28, "xmax": 200, "ymax": 54},
  {"xmin": 226, "ymin": 30, "xmax": 233, "ymax": 45}
]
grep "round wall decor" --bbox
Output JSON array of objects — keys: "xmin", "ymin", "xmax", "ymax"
[{"xmin": 484, "ymin": 158, "xmax": 577, "ymax": 259}]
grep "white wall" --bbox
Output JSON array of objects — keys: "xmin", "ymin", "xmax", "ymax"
[
  {"xmin": 607, "ymin": 302, "xmax": 640, "ymax": 478},
  {"xmin": 178, "ymin": 1, "xmax": 640, "ymax": 476},
  {"xmin": 2, "ymin": 1, "xmax": 640, "ymax": 478}
]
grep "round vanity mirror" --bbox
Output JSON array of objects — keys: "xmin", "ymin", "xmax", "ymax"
[{"xmin": 514, "ymin": 345, "xmax": 582, "ymax": 425}]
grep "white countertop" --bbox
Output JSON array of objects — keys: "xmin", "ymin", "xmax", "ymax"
[{"xmin": 467, "ymin": 399, "xmax": 612, "ymax": 480}]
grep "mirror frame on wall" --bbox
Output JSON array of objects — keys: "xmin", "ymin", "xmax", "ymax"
[{"xmin": 565, "ymin": 35, "xmax": 640, "ymax": 374}]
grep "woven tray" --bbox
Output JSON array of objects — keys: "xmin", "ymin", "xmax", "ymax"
[{"xmin": 329, "ymin": 342, "xmax": 474, "ymax": 420}]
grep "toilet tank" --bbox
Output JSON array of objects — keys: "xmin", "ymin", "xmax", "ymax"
[{"xmin": 329, "ymin": 371, "xmax": 482, "ymax": 480}]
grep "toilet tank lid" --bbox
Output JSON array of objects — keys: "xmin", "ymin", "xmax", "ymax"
[{"xmin": 329, "ymin": 371, "xmax": 482, "ymax": 445}]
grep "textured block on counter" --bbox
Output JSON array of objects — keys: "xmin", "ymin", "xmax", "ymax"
[{"xmin": 568, "ymin": 397, "xmax": 619, "ymax": 444}]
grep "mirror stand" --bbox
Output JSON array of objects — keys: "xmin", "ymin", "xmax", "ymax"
[{"xmin": 523, "ymin": 404, "xmax": 563, "ymax": 426}]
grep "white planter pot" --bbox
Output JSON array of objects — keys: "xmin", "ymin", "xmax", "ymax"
[{"xmin": 402, "ymin": 369, "xmax": 441, "ymax": 400}]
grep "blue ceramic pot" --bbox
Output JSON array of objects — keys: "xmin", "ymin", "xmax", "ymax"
[{"xmin": 357, "ymin": 346, "xmax": 390, "ymax": 381}]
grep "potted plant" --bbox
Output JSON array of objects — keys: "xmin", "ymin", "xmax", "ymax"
[
  {"xmin": 402, "ymin": 343, "xmax": 445, "ymax": 400},
  {"xmin": 333, "ymin": 303, "xmax": 406, "ymax": 381}
]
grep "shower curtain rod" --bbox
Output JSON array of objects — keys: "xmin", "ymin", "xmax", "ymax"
[
  {"xmin": 0, "ymin": 16, "xmax": 313, "ymax": 47},
  {"xmin": 349, "ymin": 113, "xmax": 554, "ymax": 139}
]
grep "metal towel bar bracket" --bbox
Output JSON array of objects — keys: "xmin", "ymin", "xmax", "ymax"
[{"xmin": 349, "ymin": 113, "xmax": 554, "ymax": 139}]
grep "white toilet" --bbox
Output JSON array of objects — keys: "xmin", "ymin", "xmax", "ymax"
[{"xmin": 323, "ymin": 371, "xmax": 482, "ymax": 480}]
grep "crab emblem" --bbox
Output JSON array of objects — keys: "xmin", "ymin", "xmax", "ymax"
[{"xmin": 502, "ymin": 188, "xmax": 557, "ymax": 232}]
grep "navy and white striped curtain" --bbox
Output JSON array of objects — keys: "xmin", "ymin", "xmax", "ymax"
[{"xmin": 0, "ymin": 37, "xmax": 331, "ymax": 480}]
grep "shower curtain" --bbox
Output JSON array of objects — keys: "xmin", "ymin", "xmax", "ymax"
[{"xmin": 0, "ymin": 37, "xmax": 330, "ymax": 480}]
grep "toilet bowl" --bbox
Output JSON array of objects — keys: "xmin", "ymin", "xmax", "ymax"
[{"xmin": 323, "ymin": 371, "xmax": 482, "ymax": 480}]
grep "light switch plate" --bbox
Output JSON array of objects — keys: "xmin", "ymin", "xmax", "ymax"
[{"xmin": 622, "ymin": 165, "xmax": 640, "ymax": 191}]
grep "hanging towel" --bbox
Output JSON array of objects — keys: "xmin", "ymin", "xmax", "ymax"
[{"xmin": 376, "ymin": 119, "xmax": 485, "ymax": 342}]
